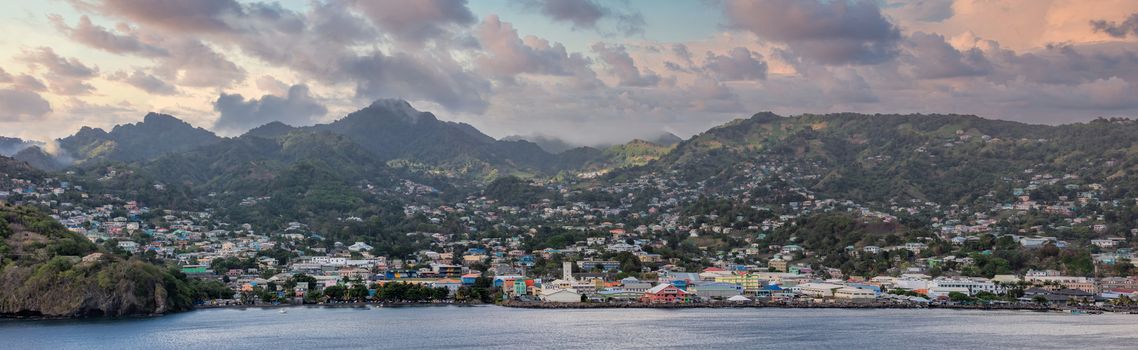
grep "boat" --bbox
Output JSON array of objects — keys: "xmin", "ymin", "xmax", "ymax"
[{"xmin": 279, "ymin": 309, "xmax": 287, "ymax": 314}]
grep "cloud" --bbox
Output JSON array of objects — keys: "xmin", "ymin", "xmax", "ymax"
[
  {"xmin": 0, "ymin": 89, "xmax": 52, "ymax": 121},
  {"xmin": 341, "ymin": 52, "xmax": 491, "ymax": 113},
  {"xmin": 351, "ymin": 0, "xmax": 476, "ymax": 45},
  {"xmin": 672, "ymin": 44, "xmax": 694, "ymax": 66},
  {"xmin": 17, "ymin": 47, "xmax": 98, "ymax": 78},
  {"xmin": 978, "ymin": 41, "xmax": 1138, "ymax": 86},
  {"xmin": 308, "ymin": 1, "xmax": 377, "ymax": 45},
  {"xmin": 13, "ymin": 74, "xmax": 48, "ymax": 92},
  {"xmin": 49, "ymin": 14, "xmax": 167, "ymax": 57},
  {"xmin": 684, "ymin": 77, "xmax": 744, "ymax": 112},
  {"xmin": 518, "ymin": 0, "xmax": 645, "ymax": 35},
  {"xmin": 886, "ymin": 0, "xmax": 954, "ymax": 22},
  {"xmin": 70, "ymin": 0, "xmax": 244, "ymax": 33},
  {"xmin": 820, "ymin": 68, "xmax": 878, "ymax": 104},
  {"xmin": 1091, "ymin": 13, "xmax": 1138, "ymax": 38},
  {"xmin": 475, "ymin": 15, "xmax": 596, "ymax": 81},
  {"xmin": 527, "ymin": 0, "xmax": 603, "ymax": 28},
  {"xmin": 109, "ymin": 69, "xmax": 177, "ymax": 95},
  {"xmin": 591, "ymin": 43, "xmax": 661, "ymax": 86},
  {"xmin": 724, "ymin": 0, "xmax": 901, "ymax": 65},
  {"xmin": 1044, "ymin": 77, "xmax": 1138, "ymax": 111},
  {"xmin": 0, "ymin": 67, "xmax": 11, "ymax": 83},
  {"xmin": 213, "ymin": 84, "xmax": 328, "ymax": 135},
  {"xmin": 16, "ymin": 47, "xmax": 99, "ymax": 95},
  {"xmin": 255, "ymin": 75, "xmax": 289, "ymax": 96},
  {"xmin": 901, "ymin": 32, "xmax": 991, "ymax": 79},
  {"xmin": 64, "ymin": 97, "xmax": 136, "ymax": 116},
  {"xmin": 702, "ymin": 47, "xmax": 768, "ymax": 81},
  {"xmin": 154, "ymin": 38, "xmax": 246, "ymax": 88}
]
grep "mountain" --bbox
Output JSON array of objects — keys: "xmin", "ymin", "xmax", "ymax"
[
  {"xmin": 0, "ymin": 155, "xmax": 43, "ymax": 182},
  {"xmin": 12, "ymin": 146, "xmax": 67, "ymax": 172},
  {"xmin": 91, "ymin": 130, "xmax": 399, "ymax": 202},
  {"xmin": 639, "ymin": 112, "xmax": 1138, "ymax": 205},
  {"xmin": 502, "ymin": 132, "xmax": 681, "ymax": 155},
  {"xmin": 601, "ymin": 139, "xmax": 675, "ymax": 168},
  {"xmin": 81, "ymin": 130, "xmax": 462, "ymax": 236},
  {"xmin": 0, "ymin": 137, "xmax": 40, "ymax": 157},
  {"xmin": 243, "ymin": 121, "xmax": 297, "ymax": 139},
  {"xmin": 0, "ymin": 205, "xmax": 198, "ymax": 317},
  {"xmin": 29, "ymin": 101, "xmax": 682, "ymax": 180},
  {"xmin": 58, "ymin": 113, "xmax": 222, "ymax": 164},
  {"xmin": 501, "ymin": 135, "xmax": 579, "ymax": 154},
  {"xmin": 558, "ymin": 140, "xmax": 676, "ymax": 173},
  {"xmin": 647, "ymin": 132, "xmax": 683, "ymax": 146},
  {"xmin": 310, "ymin": 99, "xmax": 555, "ymax": 179}
]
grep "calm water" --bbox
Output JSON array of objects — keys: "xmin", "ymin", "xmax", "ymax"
[{"xmin": 1, "ymin": 306, "xmax": 1136, "ymax": 349}]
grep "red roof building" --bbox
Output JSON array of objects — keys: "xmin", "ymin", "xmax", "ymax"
[{"xmin": 641, "ymin": 283, "xmax": 694, "ymax": 304}]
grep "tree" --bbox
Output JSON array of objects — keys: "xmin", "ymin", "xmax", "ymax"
[
  {"xmin": 948, "ymin": 292, "xmax": 974, "ymax": 303},
  {"xmin": 433, "ymin": 287, "xmax": 450, "ymax": 300},
  {"xmin": 323, "ymin": 285, "xmax": 346, "ymax": 300}
]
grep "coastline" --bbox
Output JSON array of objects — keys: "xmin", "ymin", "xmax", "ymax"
[
  {"xmin": 498, "ymin": 301, "xmax": 1122, "ymax": 313},
  {"xmin": 6, "ymin": 300, "xmax": 1131, "ymax": 322},
  {"xmin": 194, "ymin": 301, "xmax": 484, "ymax": 310},
  {"xmin": 0, "ymin": 301, "xmax": 484, "ymax": 321}
]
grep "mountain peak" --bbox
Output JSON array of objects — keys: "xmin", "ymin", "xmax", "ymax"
[
  {"xmin": 627, "ymin": 139, "xmax": 659, "ymax": 146},
  {"xmin": 244, "ymin": 121, "xmax": 296, "ymax": 139},
  {"xmin": 749, "ymin": 111, "xmax": 782, "ymax": 123},
  {"xmin": 58, "ymin": 112, "xmax": 221, "ymax": 163},
  {"xmin": 142, "ymin": 112, "xmax": 188, "ymax": 125},
  {"xmin": 369, "ymin": 98, "xmax": 413, "ymax": 110},
  {"xmin": 648, "ymin": 132, "xmax": 682, "ymax": 146},
  {"xmin": 0, "ymin": 136, "xmax": 42, "ymax": 157},
  {"xmin": 355, "ymin": 98, "xmax": 439, "ymax": 125},
  {"xmin": 12, "ymin": 145, "xmax": 66, "ymax": 171},
  {"xmin": 74, "ymin": 126, "xmax": 108, "ymax": 137}
]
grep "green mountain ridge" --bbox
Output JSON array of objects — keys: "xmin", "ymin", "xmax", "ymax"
[
  {"xmin": 58, "ymin": 113, "xmax": 223, "ymax": 164},
  {"xmin": 634, "ymin": 112, "xmax": 1138, "ymax": 205}
]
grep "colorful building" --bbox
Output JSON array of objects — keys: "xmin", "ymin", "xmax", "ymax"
[
  {"xmin": 641, "ymin": 283, "xmax": 694, "ymax": 303},
  {"xmin": 714, "ymin": 273, "xmax": 767, "ymax": 294}
]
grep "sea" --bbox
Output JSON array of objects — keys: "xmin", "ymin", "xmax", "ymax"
[{"xmin": 1, "ymin": 305, "xmax": 1136, "ymax": 349}]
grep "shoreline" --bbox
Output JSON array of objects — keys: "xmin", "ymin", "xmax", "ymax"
[
  {"xmin": 5, "ymin": 300, "xmax": 1130, "ymax": 321},
  {"xmin": 0, "ymin": 301, "xmax": 485, "ymax": 321},
  {"xmin": 499, "ymin": 301, "xmax": 1125, "ymax": 313},
  {"xmin": 194, "ymin": 301, "xmax": 484, "ymax": 310}
]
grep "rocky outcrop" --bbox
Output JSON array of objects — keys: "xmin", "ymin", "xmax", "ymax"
[{"xmin": 0, "ymin": 205, "xmax": 195, "ymax": 318}]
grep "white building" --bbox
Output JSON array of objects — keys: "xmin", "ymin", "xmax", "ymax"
[
  {"xmin": 117, "ymin": 241, "xmax": 140, "ymax": 253},
  {"xmin": 834, "ymin": 287, "xmax": 876, "ymax": 300},
  {"xmin": 348, "ymin": 242, "xmax": 374, "ymax": 252},
  {"xmin": 927, "ymin": 277, "xmax": 1003, "ymax": 297},
  {"xmin": 540, "ymin": 289, "xmax": 582, "ymax": 303},
  {"xmin": 797, "ymin": 283, "xmax": 846, "ymax": 298}
]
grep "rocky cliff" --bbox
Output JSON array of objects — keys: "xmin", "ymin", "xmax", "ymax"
[{"xmin": 0, "ymin": 205, "xmax": 195, "ymax": 318}]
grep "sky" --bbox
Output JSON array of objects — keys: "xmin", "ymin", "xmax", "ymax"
[{"xmin": 1, "ymin": 0, "xmax": 1137, "ymax": 146}]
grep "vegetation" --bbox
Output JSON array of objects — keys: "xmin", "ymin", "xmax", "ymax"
[
  {"xmin": 0, "ymin": 205, "xmax": 203, "ymax": 317},
  {"xmin": 636, "ymin": 113, "xmax": 1138, "ymax": 206}
]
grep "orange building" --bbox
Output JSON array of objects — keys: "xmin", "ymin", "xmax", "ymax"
[{"xmin": 641, "ymin": 283, "xmax": 693, "ymax": 303}]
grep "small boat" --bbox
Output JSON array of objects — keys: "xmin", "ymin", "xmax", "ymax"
[{"xmin": 279, "ymin": 309, "xmax": 287, "ymax": 314}]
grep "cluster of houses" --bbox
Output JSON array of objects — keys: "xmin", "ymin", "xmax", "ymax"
[{"xmin": 4, "ymin": 135, "xmax": 1138, "ymax": 308}]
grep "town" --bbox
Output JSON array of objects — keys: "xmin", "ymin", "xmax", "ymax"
[{"xmin": 5, "ymin": 140, "xmax": 1138, "ymax": 313}]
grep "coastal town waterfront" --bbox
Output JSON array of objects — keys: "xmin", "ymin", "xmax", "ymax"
[{"xmin": 2, "ymin": 306, "xmax": 1137, "ymax": 350}]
